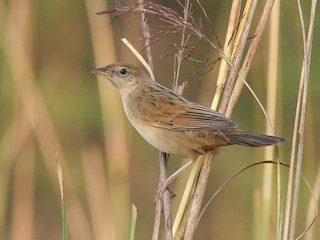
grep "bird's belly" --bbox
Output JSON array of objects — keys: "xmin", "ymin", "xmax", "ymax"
[
  {"xmin": 129, "ymin": 118, "xmax": 204, "ymax": 160},
  {"xmin": 132, "ymin": 121, "xmax": 177, "ymax": 152}
]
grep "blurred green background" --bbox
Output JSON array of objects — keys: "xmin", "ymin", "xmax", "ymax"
[{"xmin": 0, "ymin": 0, "xmax": 319, "ymax": 239}]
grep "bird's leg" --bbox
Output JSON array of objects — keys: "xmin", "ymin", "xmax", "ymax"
[{"xmin": 156, "ymin": 159, "xmax": 195, "ymax": 201}]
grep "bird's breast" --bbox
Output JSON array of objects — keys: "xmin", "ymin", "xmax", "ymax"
[{"xmin": 122, "ymin": 97, "xmax": 168, "ymax": 151}]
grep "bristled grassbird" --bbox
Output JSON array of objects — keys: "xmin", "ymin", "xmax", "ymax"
[{"xmin": 92, "ymin": 62, "xmax": 286, "ymax": 194}]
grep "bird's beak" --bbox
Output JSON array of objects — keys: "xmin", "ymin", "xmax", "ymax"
[{"xmin": 91, "ymin": 67, "xmax": 106, "ymax": 76}]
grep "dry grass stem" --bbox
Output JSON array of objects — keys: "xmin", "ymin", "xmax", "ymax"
[
  {"xmin": 55, "ymin": 148, "xmax": 68, "ymax": 240},
  {"xmin": 288, "ymin": 0, "xmax": 317, "ymax": 239},
  {"xmin": 283, "ymin": 0, "xmax": 317, "ymax": 239},
  {"xmin": 218, "ymin": 0, "xmax": 258, "ymax": 114},
  {"xmin": 282, "ymin": 60, "xmax": 304, "ymax": 240},
  {"xmin": 10, "ymin": 144, "xmax": 35, "ymax": 240},
  {"xmin": 183, "ymin": 151, "xmax": 214, "ymax": 240},
  {"xmin": 86, "ymin": 0, "xmax": 131, "ymax": 238},
  {"xmin": 173, "ymin": 0, "xmax": 191, "ymax": 92},
  {"xmin": 226, "ymin": 0, "xmax": 276, "ymax": 117},
  {"xmin": 172, "ymin": 156, "xmax": 204, "ymax": 237},
  {"xmin": 81, "ymin": 147, "xmax": 116, "ymax": 240},
  {"xmin": 305, "ymin": 163, "xmax": 320, "ymax": 240},
  {"xmin": 0, "ymin": 109, "xmax": 31, "ymax": 231},
  {"xmin": 211, "ymin": 0, "xmax": 240, "ymax": 110},
  {"xmin": 159, "ymin": 152, "xmax": 173, "ymax": 240},
  {"xmin": 130, "ymin": 204, "xmax": 138, "ymax": 240},
  {"xmin": 260, "ymin": 1, "xmax": 280, "ymax": 239},
  {"xmin": 152, "ymin": 200, "xmax": 162, "ymax": 240},
  {"xmin": 138, "ymin": 0, "xmax": 154, "ymax": 72},
  {"xmin": 230, "ymin": 0, "xmax": 249, "ymax": 59},
  {"xmin": 56, "ymin": 149, "xmax": 64, "ymax": 207},
  {"xmin": 122, "ymin": 38, "xmax": 155, "ymax": 81}
]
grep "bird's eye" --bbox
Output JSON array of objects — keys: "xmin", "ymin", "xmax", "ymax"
[{"xmin": 119, "ymin": 68, "xmax": 127, "ymax": 75}]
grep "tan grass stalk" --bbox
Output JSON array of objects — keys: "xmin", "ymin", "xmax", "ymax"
[
  {"xmin": 304, "ymin": 101, "xmax": 320, "ymax": 240},
  {"xmin": 283, "ymin": 0, "xmax": 317, "ymax": 238},
  {"xmin": 172, "ymin": 0, "xmax": 191, "ymax": 92},
  {"xmin": 130, "ymin": 204, "xmax": 138, "ymax": 240},
  {"xmin": 282, "ymin": 61, "xmax": 304, "ymax": 240},
  {"xmin": 183, "ymin": 151, "xmax": 214, "ymax": 240},
  {"xmin": 226, "ymin": 0, "xmax": 276, "ymax": 117},
  {"xmin": 305, "ymin": 163, "xmax": 320, "ymax": 240},
  {"xmin": 121, "ymin": 38, "xmax": 155, "ymax": 80},
  {"xmin": 86, "ymin": 0, "xmax": 131, "ymax": 239},
  {"xmin": 218, "ymin": 0, "xmax": 258, "ymax": 114},
  {"xmin": 56, "ymin": 149, "xmax": 68, "ymax": 240},
  {"xmin": 172, "ymin": 155, "xmax": 204, "ymax": 237},
  {"xmin": 10, "ymin": 143, "xmax": 35, "ymax": 240},
  {"xmin": 66, "ymin": 197, "xmax": 93, "ymax": 240},
  {"xmin": 138, "ymin": 0, "xmax": 154, "ymax": 72},
  {"xmin": 261, "ymin": 1, "xmax": 280, "ymax": 239},
  {"xmin": 211, "ymin": 0, "xmax": 241, "ymax": 109},
  {"xmin": 231, "ymin": 0, "xmax": 251, "ymax": 59},
  {"xmin": 81, "ymin": 147, "xmax": 116, "ymax": 240},
  {"xmin": 0, "ymin": 109, "xmax": 31, "ymax": 231},
  {"xmin": 288, "ymin": 1, "xmax": 317, "ymax": 239},
  {"xmin": 159, "ymin": 153, "xmax": 173, "ymax": 240}
]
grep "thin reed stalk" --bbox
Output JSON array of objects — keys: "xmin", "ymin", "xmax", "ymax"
[
  {"xmin": 10, "ymin": 143, "xmax": 35, "ymax": 240},
  {"xmin": 81, "ymin": 147, "xmax": 116, "ymax": 240},
  {"xmin": 86, "ymin": 0, "xmax": 131, "ymax": 239},
  {"xmin": 304, "ymin": 100, "xmax": 320, "ymax": 240},
  {"xmin": 283, "ymin": 0, "xmax": 317, "ymax": 239},
  {"xmin": 226, "ymin": 0, "xmax": 276, "ymax": 117},
  {"xmin": 260, "ymin": 1, "xmax": 281, "ymax": 240},
  {"xmin": 218, "ymin": 0, "xmax": 258, "ymax": 115},
  {"xmin": 288, "ymin": 0, "xmax": 317, "ymax": 239}
]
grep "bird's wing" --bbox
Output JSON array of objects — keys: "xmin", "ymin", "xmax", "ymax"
[
  {"xmin": 171, "ymin": 103, "xmax": 237, "ymax": 130},
  {"xmin": 139, "ymin": 89, "xmax": 237, "ymax": 131}
]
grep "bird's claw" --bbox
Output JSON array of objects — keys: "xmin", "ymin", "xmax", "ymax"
[{"xmin": 154, "ymin": 185, "xmax": 176, "ymax": 203}]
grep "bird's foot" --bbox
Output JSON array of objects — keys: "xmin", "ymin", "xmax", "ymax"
[{"xmin": 154, "ymin": 184, "xmax": 176, "ymax": 203}]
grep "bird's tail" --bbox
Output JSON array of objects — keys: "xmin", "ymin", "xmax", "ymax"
[{"xmin": 226, "ymin": 130, "xmax": 286, "ymax": 147}]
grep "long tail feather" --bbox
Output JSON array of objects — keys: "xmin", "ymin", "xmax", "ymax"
[{"xmin": 226, "ymin": 131, "xmax": 287, "ymax": 147}]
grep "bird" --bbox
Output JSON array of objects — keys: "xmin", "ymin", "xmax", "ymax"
[{"xmin": 92, "ymin": 62, "xmax": 286, "ymax": 194}]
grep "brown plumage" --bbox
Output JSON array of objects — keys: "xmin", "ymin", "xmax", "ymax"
[{"xmin": 92, "ymin": 62, "xmax": 285, "ymax": 161}]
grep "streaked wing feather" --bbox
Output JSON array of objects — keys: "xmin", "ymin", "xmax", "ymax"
[
  {"xmin": 137, "ymin": 83, "xmax": 237, "ymax": 131},
  {"xmin": 141, "ymin": 92, "xmax": 237, "ymax": 131},
  {"xmin": 171, "ymin": 103, "xmax": 237, "ymax": 130}
]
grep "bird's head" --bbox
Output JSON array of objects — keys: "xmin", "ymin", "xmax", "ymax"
[{"xmin": 92, "ymin": 63, "xmax": 151, "ymax": 94}]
